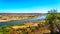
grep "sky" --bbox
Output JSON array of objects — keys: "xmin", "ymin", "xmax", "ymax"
[{"xmin": 0, "ymin": 0, "xmax": 60, "ymax": 13}]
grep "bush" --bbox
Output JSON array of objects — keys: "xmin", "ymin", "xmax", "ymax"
[{"xmin": 0, "ymin": 25, "xmax": 12, "ymax": 34}]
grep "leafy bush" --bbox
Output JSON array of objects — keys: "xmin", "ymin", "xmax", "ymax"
[{"xmin": 0, "ymin": 25, "xmax": 12, "ymax": 34}]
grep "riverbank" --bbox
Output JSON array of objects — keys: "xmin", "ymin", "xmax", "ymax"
[
  {"xmin": 0, "ymin": 13, "xmax": 44, "ymax": 22},
  {"xmin": 0, "ymin": 20, "xmax": 10, "ymax": 22}
]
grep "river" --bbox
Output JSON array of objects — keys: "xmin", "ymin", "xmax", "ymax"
[{"xmin": 0, "ymin": 15, "xmax": 46, "ymax": 26}]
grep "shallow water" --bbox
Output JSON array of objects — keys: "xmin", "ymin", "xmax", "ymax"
[{"xmin": 0, "ymin": 15, "xmax": 46, "ymax": 26}]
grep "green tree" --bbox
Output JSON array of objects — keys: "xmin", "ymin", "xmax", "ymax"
[{"xmin": 46, "ymin": 9, "xmax": 57, "ymax": 34}]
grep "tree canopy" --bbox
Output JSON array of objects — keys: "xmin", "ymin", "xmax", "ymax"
[{"xmin": 46, "ymin": 9, "xmax": 60, "ymax": 34}]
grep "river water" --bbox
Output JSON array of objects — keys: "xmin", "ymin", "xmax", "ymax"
[{"xmin": 0, "ymin": 15, "xmax": 46, "ymax": 26}]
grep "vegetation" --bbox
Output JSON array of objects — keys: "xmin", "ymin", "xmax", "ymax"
[
  {"xmin": 46, "ymin": 9, "xmax": 60, "ymax": 34},
  {"xmin": 0, "ymin": 10, "xmax": 60, "ymax": 34},
  {"xmin": 0, "ymin": 25, "xmax": 12, "ymax": 34}
]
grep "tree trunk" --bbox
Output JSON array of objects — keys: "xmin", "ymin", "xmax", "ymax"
[{"xmin": 49, "ymin": 20, "xmax": 56, "ymax": 34}]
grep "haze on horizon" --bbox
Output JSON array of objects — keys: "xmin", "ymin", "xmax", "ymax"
[{"xmin": 0, "ymin": 0, "xmax": 60, "ymax": 13}]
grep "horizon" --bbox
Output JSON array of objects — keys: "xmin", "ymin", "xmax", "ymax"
[{"xmin": 0, "ymin": 0, "xmax": 60, "ymax": 13}]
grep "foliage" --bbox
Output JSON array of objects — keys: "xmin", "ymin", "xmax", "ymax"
[
  {"xmin": 45, "ymin": 9, "xmax": 60, "ymax": 34},
  {"xmin": 0, "ymin": 25, "xmax": 12, "ymax": 34},
  {"xmin": 21, "ymin": 29, "xmax": 28, "ymax": 34}
]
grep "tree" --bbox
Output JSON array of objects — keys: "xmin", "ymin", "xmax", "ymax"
[{"xmin": 46, "ymin": 9, "xmax": 57, "ymax": 34}]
